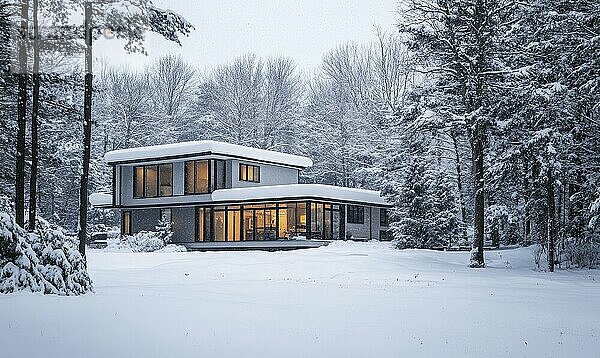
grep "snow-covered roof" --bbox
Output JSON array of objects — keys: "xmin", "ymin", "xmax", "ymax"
[
  {"xmin": 104, "ymin": 140, "xmax": 313, "ymax": 168},
  {"xmin": 89, "ymin": 193, "xmax": 112, "ymax": 208},
  {"xmin": 211, "ymin": 184, "xmax": 391, "ymax": 206}
]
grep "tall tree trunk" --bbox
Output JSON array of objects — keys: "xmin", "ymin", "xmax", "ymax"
[
  {"xmin": 547, "ymin": 165, "xmax": 556, "ymax": 272},
  {"xmin": 523, "ymin": 153, "xmax": 531, "ymax": 245},
  {"xmin": 15, "ymin": 0, "xmax": 28, "ymax": 228},
  {"xmin": 28, "ymin": 0, "xmax": 40, "ymax": 231},
  {"xmin": 470, "ymin": 131, "xmax": 485, "ymax": 268},
  {"xmin": 78, "ymin": 2, "xmax": 92, "ymax": 259},
  {"xmin": 451, "ymin": 132, "xmax": 468, "ymax": 243},
  {"xmin": 568, "ymin": 126, "xmax": 584, "ymax": 243}
]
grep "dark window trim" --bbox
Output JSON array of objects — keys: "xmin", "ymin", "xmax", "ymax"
[
  {"xmin": 185, "ymin": 159, "xmax": 212, "ymax": 195},
  {"xmin": 158, "ymin": 163, "xmax": 173, "ymax": 197},
  {"xmin": 347, "ymin": 205, "xmax": 365, "ymax": 224},
  {"xmin": 379, "ymin": 229, "xmax": 389, "ymax": 241},
  {"xmin": 380, "ymin": 208, "xmax": 388, "ymax": 226},
  {"xmin": 213, "ymin": 159, "xmax": 226, "ymax": 191},
  {"xmin": 239, "ymin": 163, "xmax": 260, "ymax": 183},
  {"xmin": 133, "ymin": 166, "xmax": 142, "ymax": 198},
  {"xmin": 133, "ymin": 163, "xmax": 173, "ymax": 199}
]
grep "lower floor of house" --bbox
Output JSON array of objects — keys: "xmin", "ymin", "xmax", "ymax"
[{"xmin": 120, "ymin": 200, "xmax": 391, "ymax": 245}]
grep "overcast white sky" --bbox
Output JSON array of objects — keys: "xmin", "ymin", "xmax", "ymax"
[{"xmin": 94, "ymin": 0, "xmax": 398, "ymax": 72}]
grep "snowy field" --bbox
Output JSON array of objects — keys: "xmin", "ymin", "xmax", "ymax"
[{"xmin": 1, "ymin": 241, "xmax": 599, "ymax": 358}]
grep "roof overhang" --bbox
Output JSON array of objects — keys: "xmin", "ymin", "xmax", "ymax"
[
  {"xmin": 210, "ymin": 184, "xmax": 392, "ymax": 207},
  {"xmin": 89, "ymin": 193, "xmax": 113, "ymax": 208},
  {"xmin": 104, "ymin": 140, "xmax": 313, "ymax": 169}
]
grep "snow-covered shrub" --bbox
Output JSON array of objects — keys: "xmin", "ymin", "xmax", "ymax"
[
  {"xmin": 107, "ymin": 218, "xmax": 182, "ymax": 253},
  {"xmin": 560, "ymin": 239, "xmax": 600, "ymax": 269},
  {"xmin": 0, "ymin": 197, "xmax": 93, "ymax": 295},
  {"xmin": 121, "ymin": 231, "xmax": 171, "ymax": 252}
]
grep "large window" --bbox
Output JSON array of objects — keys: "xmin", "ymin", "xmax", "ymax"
[
  {"xmin": 133, "ymin": 164, "xmax": 172, "ymax": 198},
  {"xmin": 239, "ymin": 163, "xmax": 260, "ymax": 183},
  {"xmin": 185, "ymin": 160, "xmax": 210, "ymax": 194},
  {"xmin": 195, "ymin": 202, "xmax": 340, "ymax": 242},
  {"xmin": 214, "ymin": 160, "xmax": 226, "ymax": 190},
  {"xmin": 159, "ymin": 165, "xmax": 173, "ymax": 196},
  {"xmin": 380, "ymin": 208, "xmax": 388, "ymax": 226},
  {"xmin": 196, "ymin": 207, "xmax": 210, "ymax": 242},
  {"xmin": 347, "ymin": 205, "xmax": 364, "ymax": 224}
]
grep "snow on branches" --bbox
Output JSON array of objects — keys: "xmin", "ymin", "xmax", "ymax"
[{"xmin": 0, "ymin": 197, "xmax": 93, "ymax": 295}]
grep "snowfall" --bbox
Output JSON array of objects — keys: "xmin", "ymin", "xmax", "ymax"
[{"xmin": 1, "ymin": 241, "xmax": 598, "ymax": 358}]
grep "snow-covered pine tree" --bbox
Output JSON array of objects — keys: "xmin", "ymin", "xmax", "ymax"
[
  {"xmin": 387, "ymin": 154, "xmax": 460, "ymax": 249},
  {"xmin": 488, "ymin": 0, "xmax": 600, "ymax": 269},
  {"xmin": 390, "ymin": 158, "xmax": 431, "ymax": 248},
  {"xmin": 398, "ymin": 0, "xmax": 518, "ymax": 267}
]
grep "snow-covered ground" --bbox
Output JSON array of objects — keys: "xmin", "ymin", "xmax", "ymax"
[{"xmin": 1, "ymin": 241, "xmax": 598, "ymax": 357}]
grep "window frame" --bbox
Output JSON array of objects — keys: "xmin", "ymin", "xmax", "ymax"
[
  {"xmin": 133, "ymin": 163, "xmax": 173, "ymax": 199},
  {"xmin": 185, "ymin": 159, "xmax": 212, "ymax": 194},
  {"xmin": 347, "ymin": 205, "xmax": 365, "ymax": 224},
  {"xmin": 239, "ymin": 163, "xmax": 260, "ymax": 183},
  {"xmin": 379, "ymin": 229, "xmax": 388, "ymax": 241},
  {"xmin": 158, "ymin": 164, "xmax": 173, "ymax": 197},
  {"xmin": 213, "ymin": 159, "xmax": 226, "ymax": 191},
  {"xmin": 380, "ymin": 208, "xmax": 388, "ymax": 227}
]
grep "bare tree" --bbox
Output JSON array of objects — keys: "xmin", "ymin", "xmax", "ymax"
[
  {"xmin": 259, "ymin": 57, "xmax": 301, "ymax": 150},
  {"xmin": 148, "ymin": 54, "xmax": 196, "ymax": 141},
  {"xmin": 96, "ymin": 67, "xmax": 157, "ymax": 149}
]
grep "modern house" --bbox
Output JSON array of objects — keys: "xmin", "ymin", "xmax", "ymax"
[{"xmin": 90, "ymin": 140, "xmax": 391, "ymax": 249}]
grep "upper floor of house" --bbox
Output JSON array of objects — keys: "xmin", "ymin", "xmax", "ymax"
[{"xmin": 103, "ymin": 140, "xmax": 313, "ymax": 208}]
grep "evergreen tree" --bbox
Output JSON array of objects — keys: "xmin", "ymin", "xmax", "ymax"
[{"xmin": 399, "ymin": 0, "xmax": 518, "ymax": 267}]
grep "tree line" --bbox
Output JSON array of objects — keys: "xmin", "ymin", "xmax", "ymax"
[{"xmin": 0, "ymin": 0, "xmax": 598, "ymax": 269}]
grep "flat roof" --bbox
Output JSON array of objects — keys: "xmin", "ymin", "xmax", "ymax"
[
  {"xmin": 104, "ymin": 140, "xmax": 313, "ymax": 168},
  {"xmin": 211, "ymin": 184, "xmax": 391, "ymax": 207},
  {"xmin": 90, "ymin": 184, "xmax": 391, "ymax": 208},
  {"xmin": 89, "ymin": 192, "xmax": 112, "ymax": 208}
]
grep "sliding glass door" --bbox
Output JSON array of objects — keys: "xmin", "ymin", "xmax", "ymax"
[{"xmin": 196, "ymin": 201, "xmax": 340, "ymax": 242}]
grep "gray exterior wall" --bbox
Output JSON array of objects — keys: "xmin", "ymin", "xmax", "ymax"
[
  {"xmin": 129, "ymin": 208, "xmax": 160, "ymax": 233},
  {"xmin": 117, "ymin": 157, "xmax": 299, "ymax": 208},
  {"xmin": 230, "ymin": 159, "xmax": 299, "ymax": 188},
  {"xmin": 344, "ymin": 206, "xmax": 387, "ymax": 240},
  {"xmin": 171, "ymin": 207, "xmax": 195, "ymax": 243}
]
